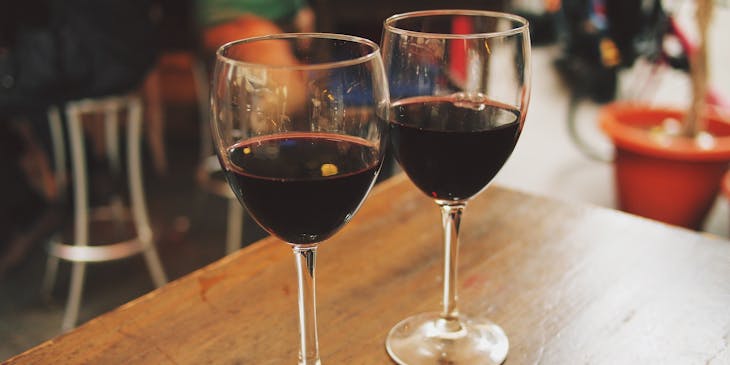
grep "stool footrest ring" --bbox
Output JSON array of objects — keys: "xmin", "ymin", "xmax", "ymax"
[{"xmin": 48, "ymin": 239, "xmax": 147, "ymax": 263}]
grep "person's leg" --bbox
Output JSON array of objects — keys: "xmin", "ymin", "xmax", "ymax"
[{"xmin": 0, "ymin": 116, "xmax": 54, "ymax": 277}]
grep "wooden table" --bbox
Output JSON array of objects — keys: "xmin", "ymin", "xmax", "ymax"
[{"xmin": 6, "ymin": 174, "xmax": 730, "ymax": 364}]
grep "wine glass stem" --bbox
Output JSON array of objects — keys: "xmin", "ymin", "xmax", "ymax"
[
  {"xmin": 439, "ymin": 203, "xmax": 466, "ymax": 331},
  {"xmin": 293, "ymin": 246, "xmax": 321, "ymax": 365}
]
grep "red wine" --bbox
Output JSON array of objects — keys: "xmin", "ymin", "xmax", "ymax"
[
  {"xmin": 225, "ymin": 133, "xmax": 380, "ymax": 244},
  {"xmin": 389, "ymin": 95, "xmax": 521, "ymax": 201}
]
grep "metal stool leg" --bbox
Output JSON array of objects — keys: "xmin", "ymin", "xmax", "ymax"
[
  {"xmin": 42, "ymin": 106, "xmax": 67, "ymax": 298},
  {"xmin": 62, "ymin": 103, "xmax": 90, "ymax": 331},
  {"xmin": 226, "ymin": 200, "xmax": 244, "ymax": 254},
  {"xmin": 127, "ymin": 97, "xmax": 167, "ymax": 287},
  {"xmin": 104, "ymin": 103, "xmax": 126, "ymax": 225},
  {"xmin": 48, "ymin": 105, "xmax": 68, "ymax": 192},
  {"xmin": 41, "ymin": 255, "xmax": 59, "ymax": 300},
  {"xmin": 105, "ymin": 103, "xmax": 121, "ymax": 176}
]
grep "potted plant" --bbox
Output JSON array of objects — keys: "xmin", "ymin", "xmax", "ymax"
[{"xmin": 600, "ymin": 0, "xmax": 730, "ymax": 230}]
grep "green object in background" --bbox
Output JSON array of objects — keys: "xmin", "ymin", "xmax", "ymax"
[{"xmin": 196, "ymin": 0, "xmax": 306, "ymax": 27}]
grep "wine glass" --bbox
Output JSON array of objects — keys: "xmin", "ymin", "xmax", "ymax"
[
  {"xmin": 210, "ymin": 33, "xmax": 389, "ymax": 364},
  {"xmin": 381, "ymin": 10, "xmax": 531, "ymax": 364}
]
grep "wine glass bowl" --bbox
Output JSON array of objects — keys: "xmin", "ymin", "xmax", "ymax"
[
  {"xmin": 212, "ymin": 34, "xmax": 388, "ymax": 245},
  {"xmin": 211, "ymin": 33, "xmax": 388, "ymax": 364},
  {"xmin": 381, "ymin": 10, "xmax": 531, "ymax": 365}
]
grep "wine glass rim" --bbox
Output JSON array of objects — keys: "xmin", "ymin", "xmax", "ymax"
[
  {"xmin": 383, "ymin": 9, "xmax": 529, "ymax": 39},
  {"xmin": 216, "ymin": 32, "xmax": 381, "ymax": 70}
]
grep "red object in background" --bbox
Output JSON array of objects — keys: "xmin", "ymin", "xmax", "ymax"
[
  {"xmin": 600, "ymin": 103, "xmax": 730, "ymax": 230},
  {"xmin": 449, "ymin": 16, "xmax": 472, "ymax": 86}
]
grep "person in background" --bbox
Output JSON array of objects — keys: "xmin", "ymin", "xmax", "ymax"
[
  {"xmin": 0, "ymin": 0, "xmax": 159, "ymax": 277},
  {"xmin": 193, "ymin": 0, "xmax": 315, "ymax": 120},
  {"xmin": 195, "ymin": 0, "xmax": 315, "ymax": 55}
]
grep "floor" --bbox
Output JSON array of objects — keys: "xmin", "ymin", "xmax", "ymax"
[{"xmin": 2, "ymin": 7, "xmax": 730, "ymax": 358}]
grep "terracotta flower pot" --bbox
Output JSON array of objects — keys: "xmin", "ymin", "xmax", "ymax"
[{"xmin": 600, "ymin": 102, "xmax": 730, "ymax": 230}]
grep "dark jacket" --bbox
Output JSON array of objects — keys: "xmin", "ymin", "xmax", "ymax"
[{"xmin": 0, "ymin": 0, "xmax": 158, "ymax": 116}]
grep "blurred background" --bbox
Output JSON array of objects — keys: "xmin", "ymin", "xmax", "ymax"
[{"xmin": 1, "ymin": 0, "xmax": 729, "ymax": 359}]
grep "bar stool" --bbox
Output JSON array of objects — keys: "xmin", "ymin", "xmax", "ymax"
[
  {"xmin": 42, "ymin": 94, "xmax": 168, "ymax": 331},
  {"xmin": 191, "ymin": 57, "xmax": 245, "ymax": 255}
]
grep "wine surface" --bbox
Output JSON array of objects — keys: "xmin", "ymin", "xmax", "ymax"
[
  {"xmin": 226, "ymin": 133, "xmax": 380, "ymax": 244},
  {"xmin": 389, "ymin": 95, "xmax": 521, "ymax": 201}
]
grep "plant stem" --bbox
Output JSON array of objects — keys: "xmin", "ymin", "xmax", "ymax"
[{"xmin": 684, "ymin": 0, "xmax": 713, "ymax": 137}]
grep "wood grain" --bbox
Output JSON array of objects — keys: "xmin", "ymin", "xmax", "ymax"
[{"xmin": 5, "ymin": 174, "xmax": 730, "ymax": 364}]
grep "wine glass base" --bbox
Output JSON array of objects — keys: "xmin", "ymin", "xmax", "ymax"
[{"xmin": 385, "ymin": 312, "xmax": 508, "ymax": 365}]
